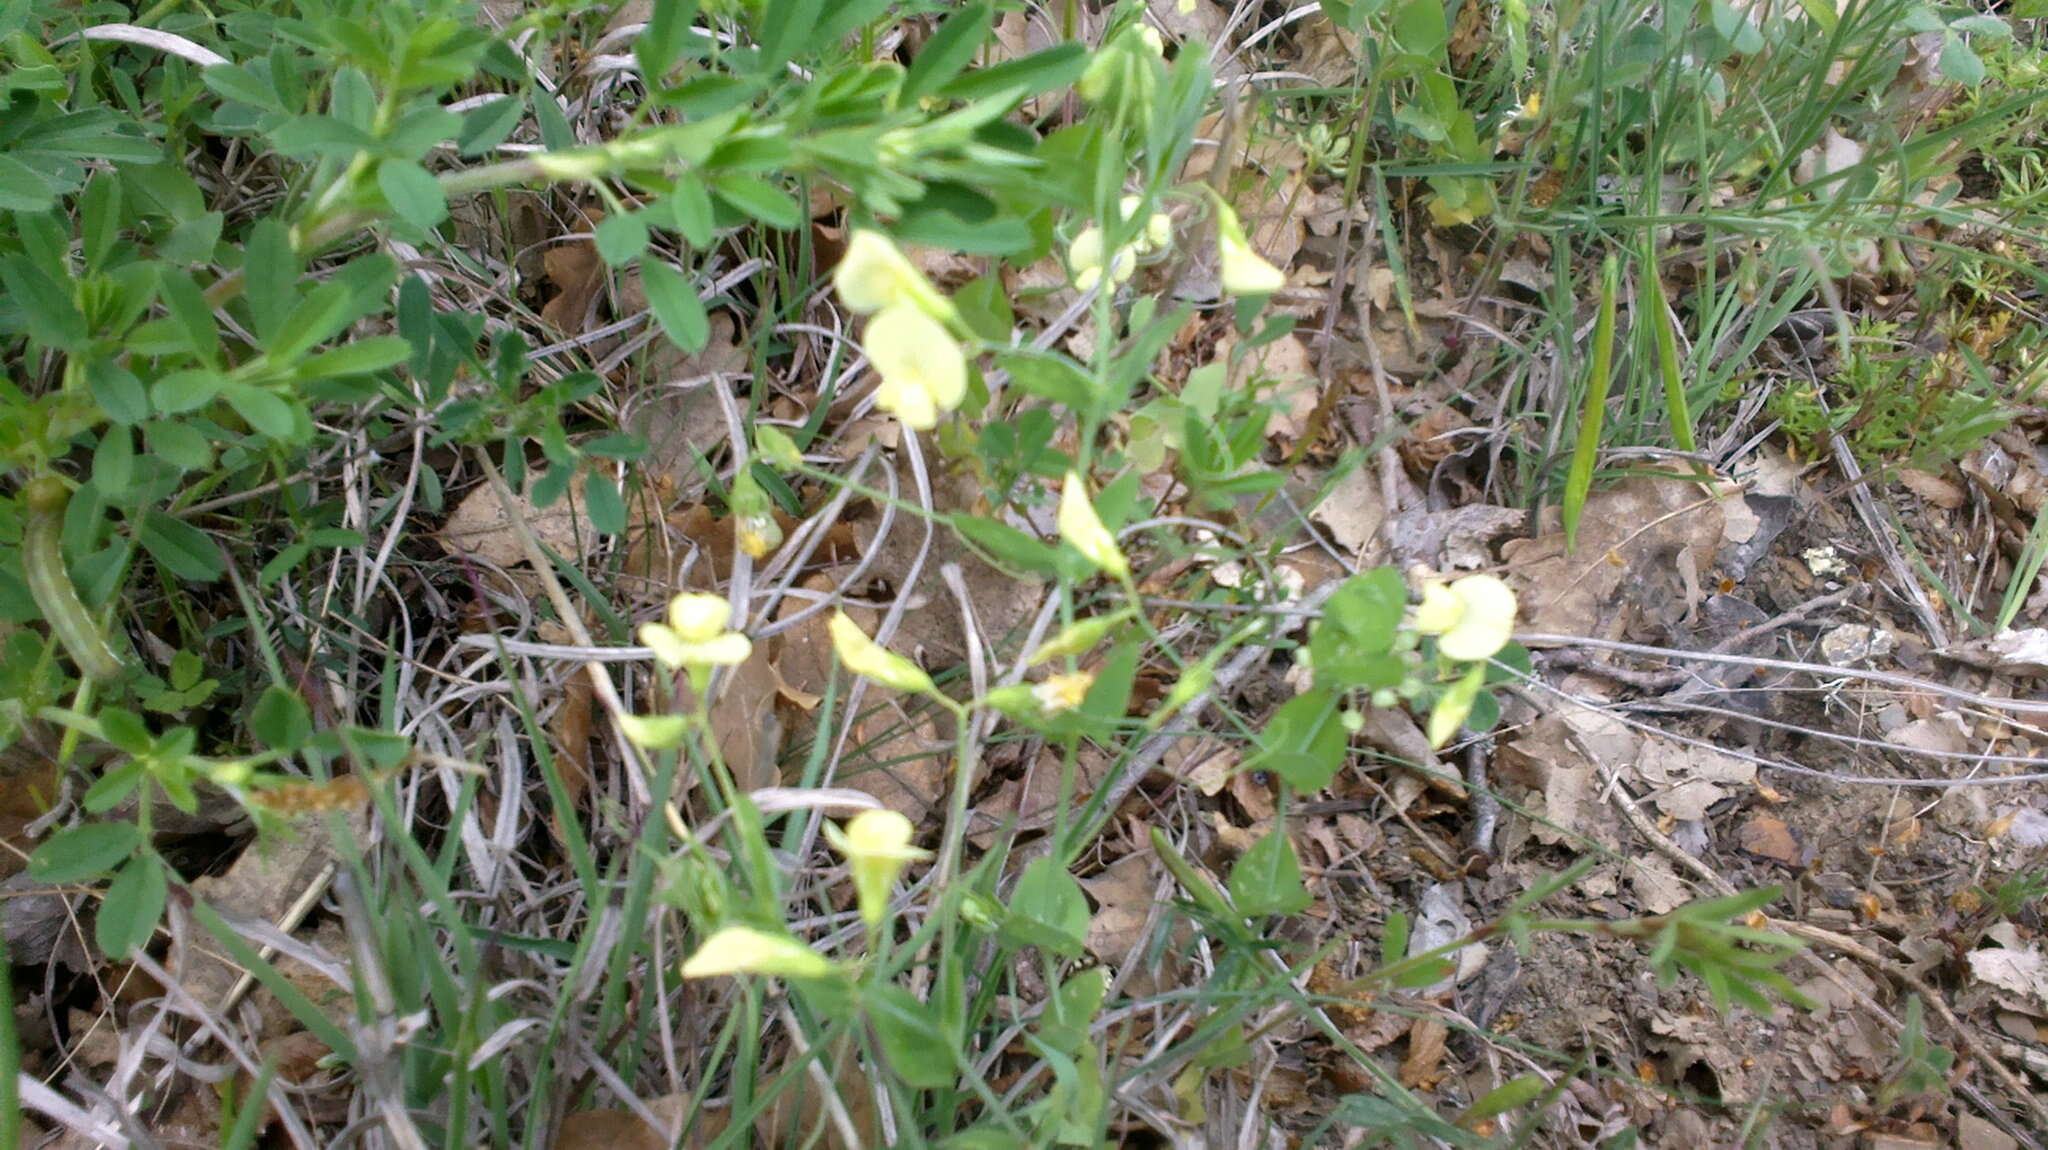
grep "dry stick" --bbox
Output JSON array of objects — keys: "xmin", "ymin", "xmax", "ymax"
[{"xmin": 1578, "ymin": 725, "xmax": 2048, "ymax": 1136}]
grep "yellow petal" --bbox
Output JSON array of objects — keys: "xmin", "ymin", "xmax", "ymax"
[
  {"xmin": 1057, "ymin": 471, "xmax": 1129, "ymax": 580},
  {"xmin": 639, "ymin": 622, "xmax": 690, "ymax": 670},
  {"xmin": 1068, "ymin": 225, "xmax": 1106, "ymax": 274},
  {"xmin": 840, "ymin": 809, "xmax": 929, "ymax": 862},
  {"xmin": 1219, "ymin": 234, "xmax": 1286, "ymax": 295},
  {"xmin": 1438, "ymin": 575, "xmax": 1517, "ymax": 662},
  {"xmin": 680, "ymin": 926, "xmax": 835, "ymax": 980},
  {"xmin": 865, "ymin": 303, "xmax": 966, "ymax": 428},
  {"xmin": 1412, "ymin": 583, "xmax": 1463, "ymax": 635},
  {"xmin": 679, "ymin": 633, "xmax": 753, "ymax": 667},
  {"xmin": 828, "ymin": 611, "xmax": 937, "ymax": 695},
  {"xmin": 833, "ymin": 230, "xmax": 956, "ymax": 321},
  {"xmin": 667, "ymin": 592, "xmax": 733, "ymax": 643},
  {"xmin": 1428, "ymin": 663, "xmax": 1487, "ymax": 748}
]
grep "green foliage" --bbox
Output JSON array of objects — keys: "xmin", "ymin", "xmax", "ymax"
[{"xmin": 1769, "ymin": 321, "xmax": 2012, "ymax": 469}]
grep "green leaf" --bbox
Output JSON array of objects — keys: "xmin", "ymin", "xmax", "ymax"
[
  {"xmin": 221, "ymin": 382, "xmax": 298, "ymax": 441},
  {"xmin": 93, "ymin": 428, "xmax": 135, "ymax": 501},
  {"xmin": 28, "ymin": 822, "xmax": 140, "ymax": 883},
  {"xmin": 139, "ymin": 510, "xmax": 224, "ymax": 582},
  {"xmin": 951, "ymin": 514, "xmax": 1068, "ymax": 577},
  {"xmin": 1938, "ymin": 34, "xmax": 1985, "ymax": 85},
  {"xmin": 997, "ymin": 351, "xmax": 1100, "ymax": 414},
  {"xmin": 865, "ymin": 983, "xmax": 956, "ymax": 1088},
  {"xmin": 594, "ymin": 211, "xmax": 650, "ymax": 266},
  {"xmin": 1003, "ymin": 857, "xmax": 1089, "ymax": 958},
  {"xmin": 97, "ymin": 856, "xmax": 167, "ymax": 958},
  {"xmin": 712, "ymin": 174, "xmax": 801, "ymax": 229},
  {"xmin": 252, "ymin": 685, "xmax": 312, "ymax": 751},
  {"xmin": 160, "ymin": 269, "xmax": 223, "ymax": 368},
  {"xmin": 89, "ymin": 363, "xmax": 151, "ymax": 426},
  {"xmin": 0, "ymin": 153, "xmax": 56, "ymax": 212},
  {"xmin": 1562, "ymin": 255, "xmax": 1617, "ymax": 553},
  {"xmin": 150, "ymin": 369, "xmax": 224, "ymax": 415},
  {"xmin": 584, "ymin": 472, "xmax": 626, "ymax": 536},
  {"xmin": 667, "ymin": 177, "xmax": 715, "ymax": 248},
  {"xmin": 144, "ymin": 420, "xmax": 213, "ymax": 471},
  {"xmin": 457, "ymin": 94, "xmax": 525, "ymax": 156},
  {"xmin": 936, "ymin": 42, "xmax": 1089, "ymax": 103},
  {"xmin": 1252, "ymin": 690, "xmax": 1347, "ymax": 791},
  {"xmin": 901, "ymin": 2, "xmax": 993, "ymax": 103},
  {"xmin": 377, "ymin": 160, "xmax": 448, "ymax": 231},
  {"xmin": 640, "ymin": 260, "xmax": 709, "ymax": 352},
  {"xmin": 1229, "ymin": 827, "xmax": 1310, "ymax": 917},
  {"xmin": 295, "ymin": 337, "xmax": 412, "ymax": 379},
  {"xmin": 0, "ymin": 254, "xmax": 87, "ymax": 350},
  {"xmin": 201, "ymin": 63, "xmax": 279, "ymax": 110},
  {"xmin": 1459, "ymin": 1075, "xmax": 1547, "ymax": 1126}
]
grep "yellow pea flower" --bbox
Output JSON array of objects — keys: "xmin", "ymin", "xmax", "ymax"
[
  {"xmin": 640, "ymin": 592, "xmax": 751, "ymax": 671},
  {"xmin": 833, "ymin": 229, "xmax": 956, "ymax": 322},
  {"xmin": 1031, "ymin": 671, "xmax": 1095, "ymax": 715},
  {"xmin": 1213, "ymin": 200, "xmax": 1286, "ymax": 296},
  {"xmin": 825, "ymin": 809, "xmax": 932, "ymax": 931},
  {"xmin": 1427, "ymin": 662, "xmax": 1487, "ymax": 749},
  {"xmin": 680, "ymin": 925, "xmax": 836, "ymax": 980},
  {"xmin": 1057, "ymin": 471, "xmax": 1129, "ymax": 580},
  {"xmin": 863, "ymin": 302, "xmax": 967, "ymax": 430},
  {"xmin": 828, "ymin": 611, "xmax": 937, "ymax": 696},
  {"xmin": 1412, "ymin": 574, "xmax": 1518, "ymax": 662}
]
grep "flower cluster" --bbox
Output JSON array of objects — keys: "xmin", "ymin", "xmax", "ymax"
[
  {"xmin": 1068, "ymin": 196, "xmax": 1174, "ymax": 292},
  {"xmin": 834, "ymin": 230, "xmax": 967, "ymax": 431}
]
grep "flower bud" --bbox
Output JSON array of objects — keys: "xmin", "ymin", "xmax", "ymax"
[
  {"xmin": 829, "ymin": 612, "xmax": 937, "ymax": 696},
  {"xmin": 681, "ymin": 925, "xmax": 836, "ymax": 980},
  {"xmin": 1057, "ymin": 471, "xmax": 1129, "ymax": 580}
]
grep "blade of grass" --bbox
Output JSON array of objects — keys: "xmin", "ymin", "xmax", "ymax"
[
  {"xmin": 1641, "ymin": 242, "xmax": 1695, "ymax": 453},
  {"xmin": 1563, "ymin": 253, "xmax": 1619, "ymax": 553}
]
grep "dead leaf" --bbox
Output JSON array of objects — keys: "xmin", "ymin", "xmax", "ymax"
[
  {"xmin": 1310, "ymin": 465, "xmax": 1385, "ymax": 560},
  {"xmin": 1627, "ymin": 855, "xmax": 1691, "ymax": 915},
  {"xmin": 539, "ymin": 210, "xmax": 608, "ymax": 334},
  {"xmin": 440, "ymin": 473, "xmax": 599, "ymax": 570},
  {"xmin": 1501, "ymin": 470, "xmax": 1724, "ymax": 638},
  {"xmin": 1399, "ymin": 1016, "xmax": 1450, "ymax": 1089},
  {"xmin": 184, "ymin": 806, "xmax": 367, "ymax": 1011},
  {"xmin": 1080, "ymin": 849, "xmax": 1158, "ymax": 966},
  {"xmin": 1968, "ymin": 945, "xmax": 2048, "ymax": 1011},
  {"xmin": 1897, "ymin": 468, "xmax": 1965, "ymax": 509},
  {"xmin": 552, "ymin": 1095, "xmax": 704, "ymax": 1150},
  {"xmin": 1633, "ymin": 741, "xmax": 1755, "ymax": 821},
  {"xmin": 1736, "ymin": 814, "xmax": 1802, "ymax": 865},
  {"xmin": 541, "ymin": 620, "xmax": 594, "ymax": 839}
]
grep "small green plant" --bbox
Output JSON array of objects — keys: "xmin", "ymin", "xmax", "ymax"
[{"xmin": 1770, "ymin": 321, "xmax": 2011, "ymax": 469}]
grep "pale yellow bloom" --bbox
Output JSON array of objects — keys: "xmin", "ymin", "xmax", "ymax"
[
  {"xmin": 680, "ymin": 925, "xmax": 835, "ymax": 980},
  {"xmin": 1412, "ymin": 574, "xmax": 1518, "ymax": 662},
  {"xmin": 1057, "ymin": 471, "xmax": 1129, "ymax": 580},
  {"xmin": 619, "ymin": 713, "xmax": 688, "ymax": 750},
  {"xmin": 1427, "ymin": 663, "xmax": 1487, "ymax": 749},
  {"xmin": 1118, "ymin": 195, "xmax": 1173, "ymax": 253},
  {"xmin": 1215, "ymin": 201, "xmax": 1286, "ymax": 296},
  {"xmin": 828, "ymin": 611, "xmax": 937, "ymax": 696},
  {"xmin": 640, "ymin": 592, "xmax": 751, "ymax": 671},
  {"xmin": 825, "ymin": 809, "xmax": 932, "ymax": 931},
  {"xmin": 1032, "ymin": 671, "xmax": 1095, "ymax": 715},
  {"xmin": 1026, "ymin": 615, "xmax": 1120, "ymax": 664},
  {"xmin": 864, "ymin": 302, "xmax": 967, "ymax": 430},
  {"xmin": 833, "ymin": 229, "xmax": 956, "ymax": 321},
  {"xmin": 737, "ymin": 513, "xmax": 782, "ymax": 559}
]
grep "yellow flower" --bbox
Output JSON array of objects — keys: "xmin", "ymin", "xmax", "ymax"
[
  {"xmin": 1031, "ymin": 671, "xmax": 1094, "ymax": 715},
  {"xmin": 1119, "ymin": 195, "xmax": 1173, "ymax": 253},
  {"xmin": 1427, "ymin": 662, "xmax": 1487, "ymax": 749},
  {"xmin": 1214, "ymin": 200, "xmax": 1286, "ymax": 296},
  {"xmin": 825, "ymin": 809, "xmax": 932, "ymax": 931},
  {"xmin": 1026, "ymin": 615, "xmax": 1121, "ymax": 664},
  {"xmin": 864, "ymin": 302, "xmax": 967, "ymax": 430},
  {"xmin": 828, "ymin": 611, "xmax": 937, "ymax": 696},
  {"xmin": 680, "ymin": 925, "xmax": 836, "ymax": 980},
  {"xmin": 1412, "ymin": 574, "xmax": 1518, "ymax": 662},
  {"xmin": 619, "ymin": 713, "xmax": 688, "ymax": 749},
  {"xmin": 736, "ymin": 513, "xmax": 782, "ymax": 559},
  {"xmin": 833, "ymin": 229, "xmax": 956, "ymax": 321},
  {"xmin": 640, "ymin": 592, "xmax": 751, "ymax": 671},
  {"xmin": 1068, "ymin": 225, "xmax": 1136, "ymax": 292},
  {"xmin": 1057, "ymin": 471, "xmax": 1129, "ymax": 580}
]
